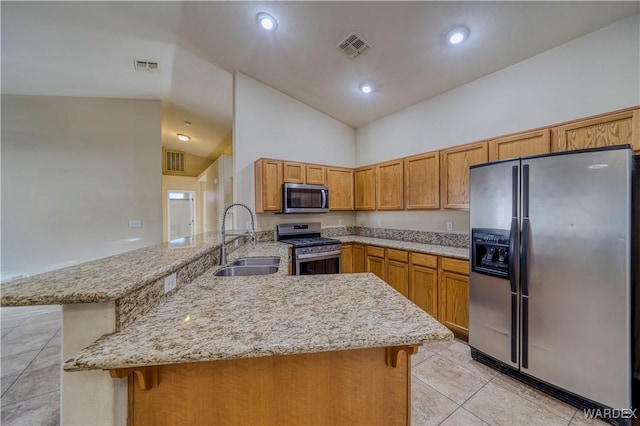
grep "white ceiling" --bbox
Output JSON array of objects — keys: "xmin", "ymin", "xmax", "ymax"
[{"xmin": 2, "ymin": 1, "xmax": 638, "ymax": 161}]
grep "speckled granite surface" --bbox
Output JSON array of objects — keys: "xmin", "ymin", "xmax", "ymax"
[
  {"xmin": 337, "ymin": 236, "xmax": 469, "ymax": 260},
  {"xmin": 0, "ymin": 232, "xmax": 243, "ymax": 306},
  {"xmin": 64, "ymin": 242, "xmax": 452, "ymax": 371},
  {"xmin": 354, "ymin": 227, "xmax": 469, "ymax": 248}
]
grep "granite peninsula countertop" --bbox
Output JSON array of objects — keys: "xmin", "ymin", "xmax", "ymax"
[
  {"xmin": 64, "ymin": 261, "xmax": 453, "ymax": 371},
  {"xmin": 336, "ymin": 236, "xmax": 469, "ymax": 260},
  {"xmin": 0, "ymin": 231, "xmax": 233, "ymax": 306}
]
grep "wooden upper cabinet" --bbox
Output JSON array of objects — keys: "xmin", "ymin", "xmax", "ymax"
[
  {"xmin": 305, "ymin": 164, "xmax": 327, "ymax": 185},
  {"xmin": 489, "ymin": 129, "xmax": 551, "ymax": 161},
  {"xmin": 440, "ymin": 142, "xmax": 489, "ymax": 210},
  {"xmin": 354, "ymin": 165, "xmax": 376, "ymax": 211},
  {"xmin": 283, "ymin": 162, "xmax": 305, "ymax": 183},
  {"xmin": 326, "ymin": 167, "xmax": 354, "ymax": 211},
  {"xmin": 375, "ymin": 159, "xmax": 404, "ymax": 210},
  {"xmin": 255, "ymin": 159, "xmax": 283, "ymax": 213},
  {"xmin": 404, "ymin": 151, "xmax": 439, "ymax": 210},
  {"xmin": 552, "ymin": 109, "xmax": 640, "ymax": 153}
]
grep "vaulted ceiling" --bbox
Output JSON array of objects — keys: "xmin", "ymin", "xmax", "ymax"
[{"xmin": 2, "ymin": 2, "xmax": 638, "ymax": 160}]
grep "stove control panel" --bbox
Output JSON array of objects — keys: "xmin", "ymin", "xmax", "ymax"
[{"xmin": 296, "ymin": 244, "xmax": 342, "ymax": 255}]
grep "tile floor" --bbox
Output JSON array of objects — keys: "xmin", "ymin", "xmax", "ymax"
[
  {"xmin": 0, "ymin": 306, "xmax": 611, "ymax": 426},
  {"xmin": 1, "ymin": 305, "xmax": 61, "ymax": 426}
]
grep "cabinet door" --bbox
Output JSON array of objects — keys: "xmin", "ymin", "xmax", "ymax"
[
  {"xmin": 387, "ymin": 259, "xmax": 409, "ymax": 297},
  {"xmin": 411, "ymin": 265, "xmax": 438, "ymax": 318},
  {"xmin": 489, "ymin": 129, "xmax": 551, "ymax": 161},
  {"xmin": 365, "ymin": 246, "xmax": 386, "ymax": 280},
  {"xmin": 355, "ymin": 166, "xmax": 376, "ymax": 211},
  {"xmin": 341, "ymin": 244, "xmax": 353, "ymax": 273},
  {"xmin": 552, "ymin": 109, "xmax": 640, "ymax": 153},
  {"xmin": 283, "ymin": 162, "xmax": 305, "ymax": 183},
  {"xmin": 305, "ymin": 164, "xmax": 327, "ymax": 185},
  {"xmin": 404, "ymin": 151, "xmax": 439, "ymax": 210},
  {"xmin": 352, "ymin": 244, "xmax": 365, "ymax": 273},
  {"xmin": 439, "ymin": 271, "xmax": 469, "ymax": 339},
  {"xmin": 254, "ymin": 159, "xmax": 283, "ymax": 212},
  {"xmin": 439, "ymin": 257, "xmax": 470, "ymax": 340},
  {"xmin": 376, "ymin": 159, "xmax": 404, "ymax": 210},
  {"xmin": 327, "ymin": 167, "xmax": 354, "ymax": 210},
  {"xmin": 440, "ymin": 142, "xmax": 488, "ymax": 210},
  {"xmin": 410, "ymin": 253, "xmax": 439, "ymax": 317}
]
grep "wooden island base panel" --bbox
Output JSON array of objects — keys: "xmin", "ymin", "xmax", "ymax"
[{"xmin": 113, "ymin": 346, "xmax": 418, "ymax": 426}]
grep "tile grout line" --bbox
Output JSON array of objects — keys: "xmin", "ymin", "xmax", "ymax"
[
  {"xmin": 1, "ymin": 325, "xmax": 61, "ymax": 401},
  {"xmin": 454, "ymin": 375, "xmax": 497, "ymax": 425},
  {"xmin": 0, "ymin": 388, "xmax": 60, "ymax": 411},
  {"xmin": 489, "ymin": 371, "xmax": 578, "ymax": 424}
]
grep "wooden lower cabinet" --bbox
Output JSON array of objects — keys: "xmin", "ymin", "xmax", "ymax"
[
  {"xmin": 438, "ymin": 257, "xmax": 469, "ymax": 340},
  {"xmin": 352, "ymin": 244, "xmax": 365, "ymax": 273},
  {"xmin": 123, "ymin": 347, "xmax": 414, "ymax": 425},
  {"xmin": 341, "ymin": 243, "xmax": 353, "ymax": 273},
  {"xmin": 366, "ymin": 246, "xmax": 386, "ymax": 280},
  {"xmin": 344, "ymin": 243, "xmax": 469, "ymax": 340},
  {"xmin": 409, "ymin": 253, "xmax": 438, "ymax": 318},
  {"xmin": 386, "ymin": 249, "xmax": 409, "ymax": 297}
]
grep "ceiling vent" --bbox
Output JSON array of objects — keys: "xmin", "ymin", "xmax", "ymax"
[
  {"xmin": 164, "ymin": 150, "xmax": 185, "ymax": 175},
  {"xmin": 134, "ymin": 59, "xmax": 160, "ymax": 72},
  {"xmin": 336, "ymin": 32, "xmax": 371, "ymax": 59}
]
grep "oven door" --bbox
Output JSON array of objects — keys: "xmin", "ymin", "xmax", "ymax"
[{"xmin": 295, "ymin": 249, "xmax": 342, "ymax": 275}]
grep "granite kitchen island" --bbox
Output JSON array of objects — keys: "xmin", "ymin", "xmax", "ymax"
[{"xmin": 1, "ymin": 234, "xmax": 453, "ymax": 425}]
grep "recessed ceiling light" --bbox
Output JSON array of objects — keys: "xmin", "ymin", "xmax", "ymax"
[
  {"xmin": 256, "ymin": 12, "xmax": 277, "ymax": 31},
  {"xmin": 446, "ymin": 26, "xmax": 470, "ymax": 45},
  {"xmin": 359, "ymin": 83, "xmax": 373, "ymax": 94},
  {"xmin": 183, "ymin": 120, "xmax": 191, "ymax": 127},
  {"xmin": 177, "ymin": 133, "xmax": 190, "ymax": 142}
]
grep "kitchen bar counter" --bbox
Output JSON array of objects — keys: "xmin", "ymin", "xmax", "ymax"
[
  {"xmin": 0, "ymin": 232, "xmax": 232, "ymax": 306},
  {"xmin": 337, "ymin": 235, "xmax": 469, "ymax": 260},
  {"xmin": 64, "ymin": 242, "xmax": 452, "ymax": 371}
]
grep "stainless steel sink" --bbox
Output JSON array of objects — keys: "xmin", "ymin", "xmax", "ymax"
[
  {"xmin": 230, "ymin": 256, "xmax": 280, "ymax": 266},
  {"xmin": 213, "ymin": 265, "xmax": 279, "ymax": 277}
]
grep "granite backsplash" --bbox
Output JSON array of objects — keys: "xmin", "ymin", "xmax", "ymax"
[{"xmin": 257, "ymin": 225, "xmax": 469, "ymax": 248}]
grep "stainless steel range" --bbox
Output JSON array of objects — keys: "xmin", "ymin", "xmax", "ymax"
[{"xmin": 276, "ymin": 223, "xmax": 341, "ymax": 275}]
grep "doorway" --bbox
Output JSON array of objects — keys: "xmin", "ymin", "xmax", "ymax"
[{"xmin": 168, "ymin": 191, "xmax": 196, "ymax": 241}]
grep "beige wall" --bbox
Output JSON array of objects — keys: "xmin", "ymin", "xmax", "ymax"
[
  {"xmin": 233, "ymin": 72, "xmax": 356, "ymax": 231},
  {"xmin": 1, "ymin": 95, "xmax": 162, "ymax": 280},
  {"xmin": 354, "ymin": 14, "xmax": 640, "ymax": 233},
  {"xmin": 199, "ymin": 153, "xmax": 233, "ymax": 233},
  {"xmin": 161, "ymin": 175, "xmax": 204, "ymax": 242}
]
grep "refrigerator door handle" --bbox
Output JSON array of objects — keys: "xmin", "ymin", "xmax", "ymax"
[
  {"xmin": 508, "ymin": 218, "xmax": 517, "ymax": 293},
  {"xmin": 509, "ymin": 217, "xmax": 518, "ymax": 363},
  {"xmin": 520, "ymin": 164, "xmax": 530, "ymax": 369},
  {"xmin": 520, "ymin": 218, "xmax": 529, "ymax": 296}
]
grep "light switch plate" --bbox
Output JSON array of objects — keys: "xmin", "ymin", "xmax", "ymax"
[
  {"xmin": 164, "ymin": 273, "xmax": 177, "ymax": 293},
  {"xmin": 129, "ymin": 220, "xmax": 142, "ymax": 228}
]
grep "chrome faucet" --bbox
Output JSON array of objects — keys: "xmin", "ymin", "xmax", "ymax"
[{"xmin": 220, "ymin": 203, "xmax": 257, "ymax": 264}]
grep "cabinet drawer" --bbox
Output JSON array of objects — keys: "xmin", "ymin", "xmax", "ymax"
[
  {"xmin": 366, "ymin": 245, "xmax": 385, "ymax": 258},
  {"xmin": 387, "ymin": 248, "xmax": 408, "ymax": 263},
  {"xmin": 411, "ymin": 252, "xmax": 437, "ymax": 269},
  {"xmin": 440, "ymin": 257, "xmax": 469, "ymax": 275}
]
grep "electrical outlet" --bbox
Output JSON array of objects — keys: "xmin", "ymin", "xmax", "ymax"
[
  {"xmin": 246, "ymin": 221, "xmax": 252, "ymax": 230},
  {"xmin": 338, "ymin": 219, "xmax": 343, "ymax": 226},
  {"xmin": 128, "ymin": 220, "xmax": 142, "ymax": 228},
  {"xmin": 163, "ymin": 273, "xmax": 177, "ymax": 293},
  {"xmin": 446, "ymin": 221, "xmax": 453, "ymax": 231},
  {"xmin": 376, "ymin": 219, "xmax": 382, "ymax": 228}
]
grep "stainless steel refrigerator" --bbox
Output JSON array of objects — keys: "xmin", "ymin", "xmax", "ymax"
[{"xmin": 469, "ymin": 145, "xmax": 636, "ymax": 425}]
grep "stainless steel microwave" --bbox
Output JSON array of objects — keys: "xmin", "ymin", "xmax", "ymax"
[{"xmin": 282, "ymin": 183, "xmax": 329, "ymax": 214}]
